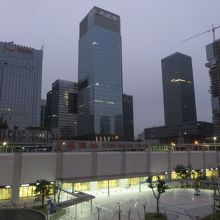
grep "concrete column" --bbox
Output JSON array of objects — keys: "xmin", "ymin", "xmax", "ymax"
[
  {"xmin": 12, "ymin": 152, "xmax": 22, "ymax": 202},
  {"xmin": 107, "ymin": 180, "xmax": 110, "ymax": 196},
  {"xmin": 71, "ymin": 183, "xmax": 75, "ymax": 193},
  {"xmin": 167, "ymin": 151, "xmax": 172, "ymax": 181},
  {"xmin": 91, "ymin": 152, "xmax": 97, "ymax": 178},
  {"xmin": 202, "ymin": 150, "xmax": 206, "ymax": 174},
  {"xmin": 56, "ymin": 152, "xmax": 63, "ymax": 179},
  {"xmin": 146, "ymin": 152, "xmax": 151, "ymax": 176},
  {"xmin": 121, "ymin": 152, "xmax": 126, "ymax": 176},
  {"xmin": 139, "ymin": 178, "xmax": 141, "ymax": 192},
  {"xmin": 187, "ymin": 150, "xmax": 191, "ymax": 167}
]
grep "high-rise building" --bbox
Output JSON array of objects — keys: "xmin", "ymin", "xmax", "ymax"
[
  {"xmin": 161, "ymin": 52, "xmax": 197, "ymax": 126},
  {"xmin": 206, "ymin": 39, "xmax": 220, "ymax": 135},
  {"xmin": 40, "ymin": 99, "xmax": 46, "ymax": 128},
  {"xmin": 45, "ymin": 80, "xmax": 78, "ymax": 139},
  {"xmin": 78, "ymin": 6, "xmax": 123, "ymax": 140},
  {"xmin": 0, "ymin": 41, "xmax": 42, "ymax": 130},
  {"xmin": 123, "ymin": 94, "xmax": 134, "ymax": 141}
]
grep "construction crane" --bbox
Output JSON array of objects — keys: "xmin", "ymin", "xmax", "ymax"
[
  {"xmin": 183, "ymin": 25, "xmax": 220, "ymax": 131},
  {"xmin": 182, "ymin": 24, "xmax": 220, "ymax": 43},
  {"xmin": 183, "ymin": 25, "xmax": 220, "ymax": 97}
]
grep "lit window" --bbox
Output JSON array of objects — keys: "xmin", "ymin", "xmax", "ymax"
[
  {"xmin": 95, "ymin": 99, "xmax": 104, "ymax": 103},
  {"xmin": 107, "ymin": 101, "xmax": 115, "ymax": 104}
]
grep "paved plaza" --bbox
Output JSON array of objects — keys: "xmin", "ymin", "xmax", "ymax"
[
  {"xmin": 0, "ymin": 186, "xmax": 214, "ymax": 220},
  {"xmin": 57, "ymin": 186, "xmax": 214, "ymax": 220}
]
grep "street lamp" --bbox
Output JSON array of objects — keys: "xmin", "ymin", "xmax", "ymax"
[
  {"xmin": 118, "ymin": 202, "xmax": 122, "ymax": 220},
  {"xmin": 214, "ymin": 137, "xmax": 217, "ymax": 151},
  {"xmin": 127, "ymin": 209, "xmax": 131, "ymax": 220},
  {"xmin": 96, "ymin": 206, "xmax": 102, "ymax": 220},
  {"xmin": 143, "ymin": 203, "xmax": 147, "ymax": 216}
]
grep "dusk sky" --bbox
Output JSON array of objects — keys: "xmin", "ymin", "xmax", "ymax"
[{"xmin": 1, "ymin": 0, "xmax": 220, "ymax": 136}]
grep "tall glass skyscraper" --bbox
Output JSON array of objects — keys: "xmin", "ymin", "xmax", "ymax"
[
  {"xmin": 78, "ymin": 6, "xmax": 123, "ymax": 140},
  {"xmin": 161, "ymin": 52, "xmax": 197, "ymax": 126},
  {"xmin": 0, "ymin": 41, "xmax": 42, "ymax": 130}
]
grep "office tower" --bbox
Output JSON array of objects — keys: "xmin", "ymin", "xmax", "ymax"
[
  {"xmin": 40, "ymin": 99, "xmax": 46, "ymax": 128},
  {"xmin": 123, "ymin": 94, "xmax": 134, "ymax": 141},
  {"xmin": 161, "ymin": 52, "xmax": 197, "ymax": 126},
  {"xmin": 78, "ymin": 7, "xmax": 123, "ymax": 140},
  {"xmin": 0, "ymin": 41, "xmax": 42, "ymax": 130},
  {"xmin": 45, "ymin": 80, "xmax": 78, "ymax": 139},
  {"xmin": 206, "ymin": 39, "xmax": 220, "ymax": 135}
]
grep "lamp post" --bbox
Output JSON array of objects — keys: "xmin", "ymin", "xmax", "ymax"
[
  {"xmin": 3, "ymin": 141, "xmax": 7, "ymax": 152},
  {"xmin": 214, "ymin": 137, "xmax": 217, "ymax": 151},
  {"xmin": 143, "ymin": 203, "xmax": 147, "ymax": 217},
  {"xmin": 118, "ymin": 202, "xmax": 122, "ymax": 220},
  {"xmin": 127, "ymin": 209, "xmax": 131, "ymax": 220},
  {"xmin": 96, "ymin": 206, "xmax": 102, "ymax": 220}
]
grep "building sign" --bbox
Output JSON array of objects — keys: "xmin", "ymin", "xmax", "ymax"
[
  {"xmin": 94, "ymin": 9, "xmax": 119, "ymax": 21},
  {"xmin": 55, "ymin": 140, "xmax": 147, "ymax": 150}
]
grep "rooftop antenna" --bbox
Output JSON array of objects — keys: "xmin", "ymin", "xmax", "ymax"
[{"xmin": 41, "ymin": 41, "xmax": 44, "ymax": 52}]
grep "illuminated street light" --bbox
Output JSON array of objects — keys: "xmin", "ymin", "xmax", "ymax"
[
  {"xmin": 3, "ymin": 142, "xmax": 7, "ymax": 146},
  {"xmin": 213, "ymin": 137, "xmax": 217, "ymax": 151},
  {"xmin": 171, "ymin": 142, "xmax": 176, "ymax": 147}
]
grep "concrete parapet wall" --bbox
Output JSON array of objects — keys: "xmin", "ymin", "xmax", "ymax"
[
  {"xmin": 21, "ymin": 153, "xmax": 56, "ymax": 183},
  {"xmin": 0, "ymin": 154, "xmax": 14, "ymax": 185},
  {"xmin": 0, "ymin": 150, "xmax": 219, "ymax": 201}
]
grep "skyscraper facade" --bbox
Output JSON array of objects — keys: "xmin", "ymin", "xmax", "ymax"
[
  {"xmin": 161, "ymin": 52, "xmax": 197, "ymax": 126},
  {"xmin": 123, "ymin": 94, "xmax": 134, "ymax": 141},
  {"xmin": 45, "ymin": 79, "xmax": 78, "ymax": 139},
  {"xmin": 78, "ymin": 7, "xmax": 123, "ymax": 140},
  {"xmin": 40, "ymin": 99, "xmax": 46, "ymax": 128},
  {"xmin": 206, "ymin": 39, "xmax": 220, "ymax": 135},
  {"xmin": 0, "ymin": 41, "xmax": 42, "ymax": 130}
]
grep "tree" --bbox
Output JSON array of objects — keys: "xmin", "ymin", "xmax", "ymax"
[
  {"xmin": 192, "ymin": 169, "xmax": 207, "ymax": 195},
  {"xmin": 211, "ymin": 176, "xmax": 220, "ymax": 215},
  {"xmin": 174, "ymin": 164, "xmax": 191, "ymax": 187},
  {"xmin": 35, "ymin": 179, "xmax": 53, "ymax": 207},
  {"xmin": 146, "ymin": 176, "xmax": 168, "ymax": 215},
  {"xmin": 52, "ymin": 181, "xmax": 63, "ymax": 203}
]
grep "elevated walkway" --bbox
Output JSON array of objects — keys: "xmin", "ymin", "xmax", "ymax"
[{"xmin": 51, "ymin": 188, "xmax": 95, "ymax": 212}]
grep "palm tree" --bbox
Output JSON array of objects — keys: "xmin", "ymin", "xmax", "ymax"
[{"xmin": 35, "ymin": 179, "xmax": 52, "ymax": 207}]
